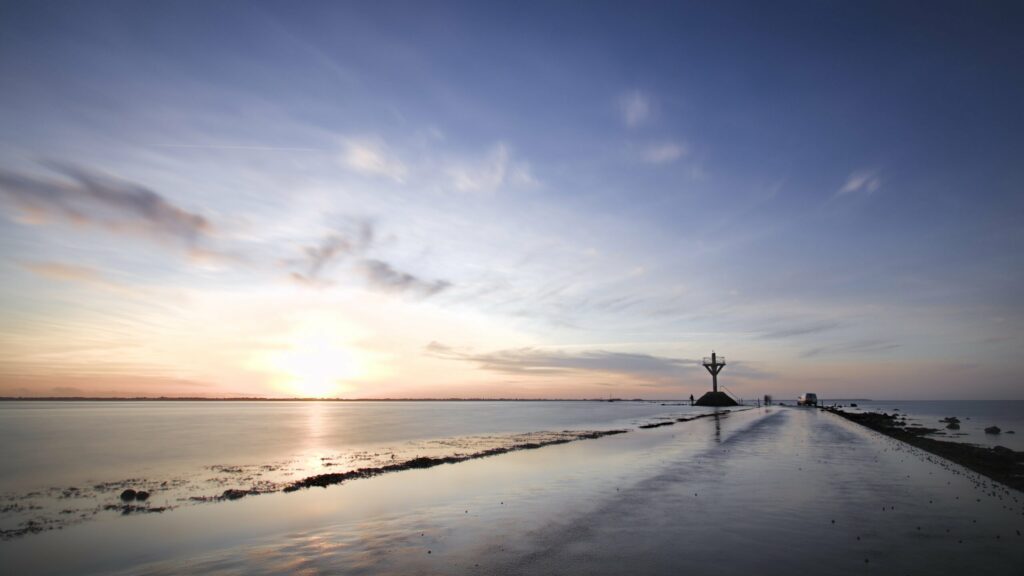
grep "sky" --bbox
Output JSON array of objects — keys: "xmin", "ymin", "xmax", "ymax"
[{"xmin": 0, "ymin": 0, "xmax": 1021, "ymax": 400}]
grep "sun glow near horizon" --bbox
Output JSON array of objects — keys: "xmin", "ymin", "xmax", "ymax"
[{"xmin": 252, "ymin": 324, "xmax": 371, "ymax": 398}]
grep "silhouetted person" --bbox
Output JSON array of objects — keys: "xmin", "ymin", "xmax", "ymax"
[{"xmin": 689, "ymin": 394, "xmax": 694, "ymax": 406}]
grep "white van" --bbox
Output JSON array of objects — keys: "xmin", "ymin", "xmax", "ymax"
[{"xmin": 797, "ymin": 393, "xmax": 818, "ymax": 406}]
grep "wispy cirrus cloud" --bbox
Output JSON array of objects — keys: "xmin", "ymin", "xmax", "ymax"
[
  {"xmin": 801, "ymin": 339, "xmax": 900, "ymax": 358},
  {"xmin": 19, "ymin": 260, "xmax": 140, "ymax": 296},
  {"xmin": 447, "ymin": 143, "xmax": 536, "ymax": 193},
  {"xmin": 835, "ymin": 169, "xmax": 881, "ymax": 197},
  {"xmin": 757, "ymin": 320, "xmax": 842, "ymax": 340},
  {"xmin": 341, "ymin": 137, "xmax": 408, "ymax": 183},
  {"xmin": 0, "ymin": 162, "xmax": 211, "ymax": 244},
  {"xmin": 21, "ymin": 261, "xmax": 105, "ymax": 284},
  {"xmin": 641, "ymin": 141, "xmax": 688, "ymax": 164},
  {"xmin": 620, "ymin": 90, "xmax": 651, "ymax": 128}
]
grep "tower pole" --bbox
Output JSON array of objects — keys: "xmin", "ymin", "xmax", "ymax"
[{"xmin": 712, "ymin": 351, "xmax": 718, "ymax": 392}]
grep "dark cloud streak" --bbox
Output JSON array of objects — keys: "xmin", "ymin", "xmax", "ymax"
[
  {"xmin": 425, "ymin": 342, "xmax": 697, "ymax": 377},
  {"xmin": 287, "ymin": 222, "xmax": 450, "ymax": 297},
  {"xmin": 359, "ymin": 259, "xmax": 451, "ymax": 296},
  {"xmin": 0, "ymin": 162, "xmax": 210, "ymax": 243}
]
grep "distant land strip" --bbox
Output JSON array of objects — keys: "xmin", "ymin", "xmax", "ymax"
[
  {"xmin": 3, "ymin": 396, "xmax": 665, "ymax": 402},
  {"xmin": 0, "ymin": 396, "xmax": 875, "ymax": 402}
]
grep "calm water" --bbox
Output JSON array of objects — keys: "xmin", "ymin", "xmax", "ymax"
[
  {"xmin": 827, "ymin": 400, "xmax": 1024, "ymax": 451},
  {"xmin": 2, "ymin": 399, "xmax": 1020, "ymax": 543},
  {"xmin": 0, "ymin": 400, "xmax": 712, "ymax": 537},
  {"xmin": 4, "ymin": 406, "xmax": 1023, "ymax": 576}
]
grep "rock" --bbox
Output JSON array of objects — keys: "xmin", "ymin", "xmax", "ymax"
[
  {"xmin": 119, "ymin": 489, "xmax": 137, "ymax": 502},
  {"xmin": 221, "ymin": 489, "xmax": 251, "ymax": 500},
  {"xmin": 693, "ymin": 391, "xmax": 738, "ymax": 407},
  {"xmin": 135, "ymin": 491, "xmax": 150, "ymax": 502},
  {"xmin": 946, "ymin": 422, "xmax": 960, "ymax": 430},
  {"xmin": 992, "ymin": 446, "xmax": 1016, "ymax": 463},
  {"xmin": 940, "ymin": 417, "xmax": 961, "ymax": 424},
  {"xmin": 985, "ymin": 426, "xmax": 1001, "ymax": 434}
]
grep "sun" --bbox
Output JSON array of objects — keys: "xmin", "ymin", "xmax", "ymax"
[
  {"xmin": 282, "ymin": 339, "xmax": 362, "ymax": 397},
  {"xmin": 256, "ymin": 328, "xmax": 367, "ymax": 398}
]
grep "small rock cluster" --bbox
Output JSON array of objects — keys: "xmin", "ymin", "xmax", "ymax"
[{"xmin": 119, "ymin": 489, "xmax": 150, "ymax": 502}]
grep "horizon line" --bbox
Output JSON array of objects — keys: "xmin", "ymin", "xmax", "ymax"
[{"xmin": 15, "ymin": 396, "xmax": 1009, "ymax": 403}]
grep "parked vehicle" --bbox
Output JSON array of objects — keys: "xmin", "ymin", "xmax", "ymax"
[{"xmin": 797, "ymin": 393, "xmax": 818, "ymax": 407}]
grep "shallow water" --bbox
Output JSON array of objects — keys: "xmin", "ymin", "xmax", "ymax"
[
  {"xmin": 0, "ymin": 400, "xmax": 718, "ymax": 538},
  {"xmin": 3, "ymin": 407, "xmax": 1021, "ymax": 575},
  {"xmin": 834, "ymin": 400, "xmax": 1024, "ymax": 451}
]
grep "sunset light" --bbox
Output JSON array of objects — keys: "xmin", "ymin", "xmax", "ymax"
[
  {"xmin": 254, "ymin": 324, "xmax": 367, "ymax": 398},
  {"xmin": 1, "ymin": 2, "xmax": 1022, "ymax": 573}
]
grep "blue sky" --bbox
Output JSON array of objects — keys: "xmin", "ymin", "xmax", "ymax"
[{"xmin": 0, "ymin": 1, "xmax": 1021, "ymax": 399}]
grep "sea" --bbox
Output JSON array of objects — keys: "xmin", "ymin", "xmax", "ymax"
[
  {"xmin": 1, "ymin": 399, "xmax": 1023, "ymax": 575},
  {"xmin": 0, "ymin": 400, "xmax": 711, "ymax": 537},
  {"xmin": 824, "ymin": 399, "xmax": 1024, "ymax": 451},
  {"xmin": 1, "ymin": 399, "xmax": 1021, "ymax": 541}
]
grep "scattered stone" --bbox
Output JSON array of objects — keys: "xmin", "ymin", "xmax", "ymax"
[
  {"xmin": 985, "ymin": 426, "xmax": 1001, "ymax": 435},
  {"xmin": 135, "ymin": 491, "xmax": 150, "ymax": 502},
  {"xmin": 119, "ymin": 489, "xmax": 137, "ymax": 502}
]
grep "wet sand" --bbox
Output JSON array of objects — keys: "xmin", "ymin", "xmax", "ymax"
[{"xmin": 2, "ymin": 407, "xmax": 1022, "ymax": 575}]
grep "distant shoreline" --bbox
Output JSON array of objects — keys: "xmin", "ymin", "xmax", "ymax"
[
  {"xmin": 0, "ymin": 397, "xmax": 925, "ymax": 403},
  {"xmin": 0, "ymin": 396, "xmax": 667, "ymax": 402},
  {"xmin": 5, "ymin": 397, "xmax": 1018, "ymax": 402}
]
